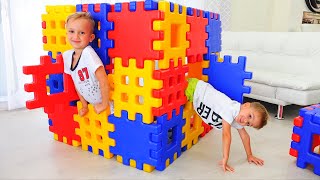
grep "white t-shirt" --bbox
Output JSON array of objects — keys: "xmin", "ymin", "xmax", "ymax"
[
  {"xmin": 193, "ymin": 80, "xmax": 243, "ymax": 130},
  {"xmin": 63, "ymin": 46, "xmax": 103, "ymax": 105}
]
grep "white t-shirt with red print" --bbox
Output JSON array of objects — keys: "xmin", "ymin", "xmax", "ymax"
[
  {"xmin": 63, "ymin": 45, "xmax": 103, "ymax": 105},
  {"xmin": 193, "ymin": 80, "xmax": 243, "ymax": 130}
]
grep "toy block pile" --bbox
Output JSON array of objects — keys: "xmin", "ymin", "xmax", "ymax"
[
  {"xmin": 23, "ymin": 0, "xmax": 252, "ymax": 172},
  {"xmin": 290, "ymin": 104, "xmax": 320, "ymax": 176}
]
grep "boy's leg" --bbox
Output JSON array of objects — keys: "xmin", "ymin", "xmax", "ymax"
[{"xmin": 185, "ymin": 78, "xmax": 199, "ymax": 102}]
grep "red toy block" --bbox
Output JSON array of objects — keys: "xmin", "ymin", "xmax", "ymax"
[
  {"xmin": 186, "ymin": 8, "xmax": 208, "ymax": 63},
  {"xmin": 23, "ymin": 54, "xmax": 78, "ymax": 113},
  {"xmin": 200, "ymin": 121, "xmax": 213, "ymax": 137},
  {"xmin": 289, "ymin": 148, "xmax": 298, "ymax": 157},
  {"xmin": 294, "ymin": 116, "xmax": 303, "ymax": 127},
  {"xmin": 108, "ymin": 1, "xmax": 164, "ymax": 68},
  {"xmin": 48, "ymin": 103, "xmax": 80, "ymax": 146},
  {"xmin": 152, "ymin": 59, "xmax": 188, "ymax": 119},
  {"xmin": 291, "ymin": 133, "xmax": 300, "ymax": 142}
]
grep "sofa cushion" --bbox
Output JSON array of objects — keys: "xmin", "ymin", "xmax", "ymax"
[
  {"xmin": 276, "ymin": 88, "xmax": 320, "ymax": 106},
  {"xmin": 250, "ymin": 69, "xmax": 320, "ymax": 91},
  {"xmin": 244, "ymin": 81, "xmax": 276, "ymax": 98}
]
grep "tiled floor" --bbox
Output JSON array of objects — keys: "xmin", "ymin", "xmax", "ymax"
[{"xmin": 0, "ymin": 100, "xmax": 318, "ymax": 179}]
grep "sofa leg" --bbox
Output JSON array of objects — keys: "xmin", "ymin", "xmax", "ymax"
[{"xmin": 275, "ymin": 105, "xmax": 285, "ymax": 120}]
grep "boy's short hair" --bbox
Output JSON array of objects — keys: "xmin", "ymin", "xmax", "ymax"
[
  {"xmin": 66, "ymin": 12, "xmax": 95, "ymax": 33},
  {"xmin": 251, "ymin": 102, "xmax": 269, "ymax": 129}
]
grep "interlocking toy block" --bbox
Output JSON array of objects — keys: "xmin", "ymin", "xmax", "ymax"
[
  {"xmin": 74, "ymin": 102, "xmax": 115, "ymax": 158},
  {"xmin": 48, "ymin": 103, "xmax": 80, "ymax": 146},
  {"xmin": 153, "ymin": 59, "xmax": 188, "ymax": 119},
  {"xmin": 76, "ymin": 3, "xmax": 114, "ymax": 66},
  {"xmin": 186, "ymin": 7, "xmax": 208, "ymax": 63},
  {"xmin": 46, "ymin": 52, "xmax": 64, "ymax": 94},
  {"xmin": 203, "ymin": 54, "xmax": 252, "ymax": 103},
  {"xmin": 182, "ymin": 101, "xmax": 204, "ymax": 151},
  {"xmin": 200, "ymin": 121, "xmax": 213, "ymax": 137},
  {"xmin": 23, "ymin": 54, "xmax": 78, "ymax": 114},
  {"xmin": 108, "ymin": 106, "xmax": 184, "ymax": 172},
  {"xmin": 112, "ymin": 58, "xmax": 162, "ymax": 124},
  {"xmin": 203, "ymin": 12, "xmax": 221, "ymax": 60},
  {"xmin": 42, "ymin": 5, "xmax": 76, "ymax": 59},
  {"xmin": 290, "ymin": 104, "xmax": 320, "ymax": 176},
  {"xmin": 108, "ymin": 0, "xmax": 190, "ymax": 69}
]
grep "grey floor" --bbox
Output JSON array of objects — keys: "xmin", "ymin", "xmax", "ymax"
[{"xmin": 0, "ymin": 100, "xmax": 319, "ymax": 179}]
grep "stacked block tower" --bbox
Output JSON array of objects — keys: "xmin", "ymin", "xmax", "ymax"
[
  {"xmin": 23, "ymin": 0, "xmax": 252, "ymax": 172},
  {"xmin": 290, "ymin": 104, "xmax": 320, "ymax": 176}
]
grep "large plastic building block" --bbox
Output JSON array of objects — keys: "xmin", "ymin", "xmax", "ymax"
[
  {"xmin": 203, "ymin": 54, "xmax": 252, "ymax": 103},
  {"xmin": 290, "ymin": 104, "xmax": 320, "ymax": 176},
  {"xmin": 48, "ymin": 103, "xmax": 81, "ymax": 146},
  {"xmin": 153, "ymin": 59, "xmax": 188, "ymax": 119},
  {"xmin": 108, "ymin": 106, "xmax": 184, "ymax": 172},
  {"xmin": 76, "ymin": 3, "xmax": 114, "ymax": 66},
  {"xmin": 186, "ymin": 7, "xmax": 208, "ymax": 63},
  {"xmin": 23, "ymin": 55, "xmax": 79, "ymax": 113},
  {"xmin": 181, "ymin": 102, "xmax": 204, "ymax": 151},
  {"xmin": 42, "ymin": 5, "xmax": 76, "ymax": 59},
  {"xmin": 112, "ymin": 58, "xmax": 162, "ymax": 124},
  {"xmin": 46, "ymin": 52, "xmax": 64, "ymax": 94},
  {"xmin": 203, "ymin": 12, "xmax": 221, "ymax": 60},
  {"xmin": 108, "ymin": 1, "xmax": 164, "ymax": 68},
  {"xmin": 153, "ymin": 1, "xmax": 190, "ymax": 69},
  {"xmin": 200, "ymin": 121, "xmax": 213, "ymax": 137},
  {"xmin": 74, "ymin": 102, "xmax": 115, "ymax": 158}
]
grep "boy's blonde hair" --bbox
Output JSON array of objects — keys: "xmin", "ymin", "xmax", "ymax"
[
  {"xmin": 66, "ymin": 12, "xmax": 95, "ymax": 33},
  {"xmin": 251, "ymin": 102, "xmax": 269, "ymax": 129}
]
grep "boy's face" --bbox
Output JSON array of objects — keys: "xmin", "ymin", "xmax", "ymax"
[
  {"xmin": 235, "ymin": 103, "xmax": 261, "ymax": 128},
  {"xmin": 66, "ymin": 18, "xmax": 94, "ymax": 51}
]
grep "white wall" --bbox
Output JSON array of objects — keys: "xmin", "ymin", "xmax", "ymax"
[{"xmin": 231, "ymin": 0, "xmax": 309, "ymax": 32}]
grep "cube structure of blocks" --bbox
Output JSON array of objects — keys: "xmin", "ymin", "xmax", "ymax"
[
  {"xmin": 290, "ymin": 104, "xmax": 320, "ymax": 176},
  {"xmin": 23, "ymin": 0, "xmax": 252, "ymax": 172}
]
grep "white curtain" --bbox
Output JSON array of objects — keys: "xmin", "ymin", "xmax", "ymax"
[{"xmin": 0, "ymin": 0, "xmax": 210, "ymax": 110}]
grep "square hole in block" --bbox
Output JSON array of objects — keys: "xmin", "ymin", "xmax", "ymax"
[
  {"xmin": 51, "ymin": 36, "xmax": 56, "ymax": 44},
  {"xmin": 136, "ymin": 95, "xmax": 144, "ymax": 105},
  {"xmin": 95, "ymin": 120, "xmax": 101, "ymax": 129},
  {"xmin": 171, "ymin": 24, "xmax": 181, "ymax": 48},
  {"xmin": 167, "ymin": 127, "xmax": 174, "ymax": 145},
  {"xmin": 59, "ymin": 20, "xmax": 65, "ymax": 29},
  {"xmin": 96, "ymin": 134, "xmax": 103, "ymax": 143},
  {"xmin": 85, "ymin": 131, "xmax": 92, "ymax": 139},
  {"xmin": 137, "ymin": 77, "xmax": 144, "ymax": 87},
  {"xmin": 50, "ymin": 20, "xmax": 56, "ymax": 29},
  {"xmin": 84, "ymin": 118, "xmax": 90, "ymax": 126},
  {"xmin": 60, "ymin": 36, "xmax": 66, "ymax": 45},
  {"xmin": 121, "ymin": 93, "xmax": 128, "ymax": 102},
  {"xmin": 122, "ymin": 75, "xmax": 129, "ymax": 85},
  {"xmin": 311, "ymin": 134, "xmax": 320, "ymax": 155}
]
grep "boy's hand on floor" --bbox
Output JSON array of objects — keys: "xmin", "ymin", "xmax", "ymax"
[
  {"xmin": 247, "ymin": 155, "xmax": 264, "ymax": 166},
  {"xmin": 219, "ymin": 159, "xmax": 234, "ymax": 172}
]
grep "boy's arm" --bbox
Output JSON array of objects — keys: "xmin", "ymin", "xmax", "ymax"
[
  {"xmin": 221, "ymin": 119, "xmax": 234, "ymax": 172},
  {"xmin": 94, "ymin": 66, "xmax": 110, "ymax": 114},
  {"xmin": 237, "ymin": 128, "xmax": 264, "ymax": 165}
]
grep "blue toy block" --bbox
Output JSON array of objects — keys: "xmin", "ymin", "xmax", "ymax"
[
  {"xmin": 46, "ymin": 74, "xmax": 64, "ymax": 94},
  {"xmin": 129, "ymin": 1, "xmax": 137, "ymax": 11},
  {"xmin": 76, "ymin": 3, "xmax": 114, "ymax": 66},
  {"xmin": 203, "ymin": 12, "xmax": 221, "ymax": 59},
  {"xmin": 108, "ymin": 106, "xmax": 185, "ymax": 171},
  {"xmin": 144, "ymin": 0, "xmax": 158, "ymax": 11},
  {"xmin": 290, "ymin": 105, "xmax": 320, "ymax": 176},
  {"xmin": 203, "ymin": 54, "xmax": 252, "ymax": 103}
]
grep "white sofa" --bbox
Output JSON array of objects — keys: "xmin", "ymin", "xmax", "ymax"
[{"xmin": 220, "ymin": 32, "xmax": 320, "ymax": 119}]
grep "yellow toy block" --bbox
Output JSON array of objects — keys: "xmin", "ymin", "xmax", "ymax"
[
  {"xmin": 74, "ymin": 102, "xmax": 115, "ymax": 159},
  {"xmin": 42, "ymin": 5, "xmax": 75, "ymax": 58},
  {"xmin": 112, "ymin": 58, "xmax": 163, "ymax": 124},
  {"xmin": 182, "ymin": 101, "xmax": 204, "ymax": 150},
  {"xmin": 153, "ymin": 1, "xmax": 190, "ymax": 69}
]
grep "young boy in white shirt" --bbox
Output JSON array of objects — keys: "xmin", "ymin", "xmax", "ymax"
[
  {"xmin": 63, "ymin": 12, "xmax": 110, "ymax": 116},
  {"xmin": 185, "ymin": 78, "xmax": 269, "ymax": 172}
]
